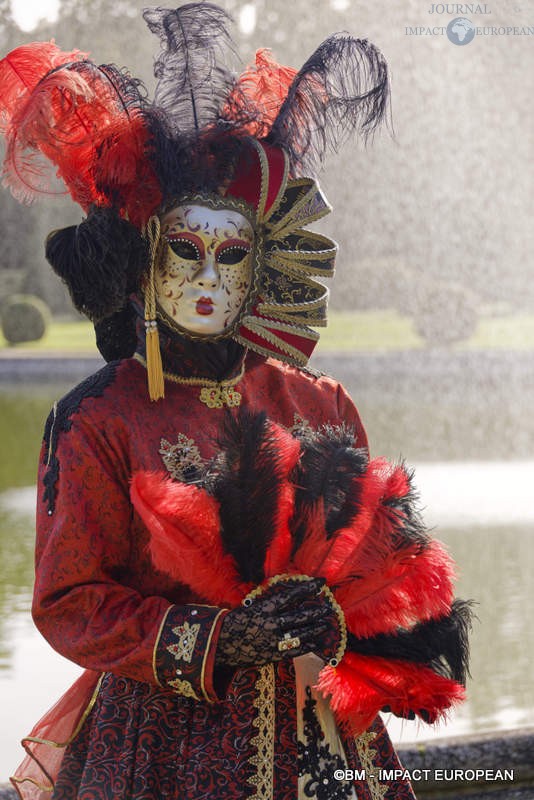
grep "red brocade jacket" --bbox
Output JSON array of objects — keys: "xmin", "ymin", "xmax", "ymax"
[{"xmin": 17, "ymin": 349, "xmax": 417, "ymax": 800}]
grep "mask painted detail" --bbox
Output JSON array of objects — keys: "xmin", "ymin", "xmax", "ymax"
[{"xmin": 157, "ymin": 204, "xmax": 255, "ymax": 336}]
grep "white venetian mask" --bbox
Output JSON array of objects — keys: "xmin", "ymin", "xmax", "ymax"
[{"xmin": 156, "ymin": 203, "xmax": 255, "ymax": 336}]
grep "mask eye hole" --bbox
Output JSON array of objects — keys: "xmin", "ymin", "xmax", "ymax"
[
  {"xmin": 167, "ymin": 238, "xmax": 200, "ymax": 261},
  {"xmin": 217, "ymin": 246, "xmax": 250, "ymax": 266}
]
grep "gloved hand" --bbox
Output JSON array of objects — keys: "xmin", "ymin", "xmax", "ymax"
[{"xmin": 215, "ymin": 577, "xmax": 343, "ymax": 668}]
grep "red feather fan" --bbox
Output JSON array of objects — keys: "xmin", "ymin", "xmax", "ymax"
[{"xmin": 130, "ymin": 420, "xmax": 467, "ymax": 734}]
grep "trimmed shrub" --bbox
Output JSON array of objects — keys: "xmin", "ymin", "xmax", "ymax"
[
  {"xmin": 414, "ymin": 282, "xmax": 478, "ymax": 346},
  {"xmin": 1, "ymin": 294, "xmax": 51, "ymax": 344}
]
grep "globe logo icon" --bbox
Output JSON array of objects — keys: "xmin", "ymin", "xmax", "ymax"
[{"xmin": 446, "ymin": 17, "xmax": 476, "ymax": 45}]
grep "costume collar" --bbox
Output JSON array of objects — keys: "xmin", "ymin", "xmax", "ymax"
[{"xmin": 133, "ymin": 298, "xmax": 246, "ymax": 383}]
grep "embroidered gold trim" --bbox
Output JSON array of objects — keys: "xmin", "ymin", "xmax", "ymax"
[
  {"xmin": 267, "ymin": 179, "xmax": 332, "ymax": 238},
  {"xmin": 160, "ymin": 435, "xmax": 204, "ymax": 481},
  {"xmin": 267, "ymin": 232, "xmax": 338, "ymax": 267},
  {"xmin": 254, "ymin": 139, "xmax": 271, "ymax": 221},
  {"xmin": 242, "ymin": 573, "xmax": 315, "ymax": 605},
  {"xmin": 236, "ymin": 317, "xmax": 319, "ymax": 365},
  {"xmin": 200, "ymin": 608, "xmax": 229, "ymax": 703},
  {"xmin": 257, "ymin": 296, "xmax": 329, "ymax": 328},
  {"xmin": 153, "ymin": 605, "xmax": 174, "ymax": 686},
  {"xmin": 168, "ymin": 677, "xmax": 201, "ymax": 700},
  {"xmin": 355, "ymin": 731, "xmax": 388, "ymax": 800},
  {"xmin": 247, "ymin": 663, "xmax": 276, "ymax": 800},
  {"xmin": 288, "ymin": 414, "xmax": 315, "ymax": 440},
  {"xmin": 259, "ymin": 312, "xmax": 326, "ymax": 329},
  {"xmin": 258, "ymin": 300, "xmax": 327, "ymax": 327},
  {"xmin": 265, "ymin": 255, "xmax": 335, "ymax": 281},
  {"xmin": 167, "ymin": 621, "xmax": 201, "ymax": 663},
  {"xmin": 325, "ymin": 591, "xmax": 347, "ymax": 667}
]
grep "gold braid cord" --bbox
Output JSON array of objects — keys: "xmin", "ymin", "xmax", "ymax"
[{"xmin": 133, "ymin": 354, "xmax": 245, "ymax": 408}]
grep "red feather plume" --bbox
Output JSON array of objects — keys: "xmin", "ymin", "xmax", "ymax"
[
  {"xmin": 0, "ymin": 42, "xmax": 87, "ymax": 133},
  {"xmin": 130, "ymin": 472, "xmax": 250, "ymax": 606},
  {"xmin": 223, "ymin": 49, "xmax": 297, "ymax": 137},
  {"xmin": 339, "ymin": 539, "xmax": 455, "ymax": 638},
  {"xmin": 262, "ymin": 424, "xmax": 301, "ymax": 577},
  {"xmin": 1, "ymin": 43, "xmax": 162, "ymax": 223},
  {"xmin": 4, "ymin": 67, "xmax": 103, "ymax": 206},
  {"xmin": 316, "ymin": 652, "xmax": 466, "ymax": 735},
  {"xmin": 289, "ymin": 501, "xmax": 332, "ymax": 577}
]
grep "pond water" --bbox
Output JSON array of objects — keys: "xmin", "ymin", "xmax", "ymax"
[{"xmin": 0, "ymin": 374, "xmax": 533, "ymax": 779}]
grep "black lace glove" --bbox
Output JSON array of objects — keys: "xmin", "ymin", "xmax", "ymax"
[{"xmin": 215, "ymin": 577, "xmax": 344, "ymax": 668}]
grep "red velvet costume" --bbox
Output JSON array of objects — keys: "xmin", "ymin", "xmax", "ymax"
[{"xmin": 25, "ymin": 335, "xmax": 416, "ymax": 800}]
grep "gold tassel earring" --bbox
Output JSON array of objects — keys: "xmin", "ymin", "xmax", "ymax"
[{"xmin": 143, "ymin": 216, "xmax": 165, "ymax": 401}]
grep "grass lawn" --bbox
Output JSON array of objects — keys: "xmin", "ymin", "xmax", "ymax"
[
  {"xmin": 0, "ymin": 320, "xmax": 99, "ymax": 354},
  {"xmin": 1, "ymin": 310, "xmax": 534, "ymax": 354}
]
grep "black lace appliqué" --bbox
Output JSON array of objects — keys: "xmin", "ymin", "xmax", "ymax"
[
  {"xmin": 42, "ymin": 362, "xmax": 119, "ymax": 515},
  {"xmin": 297, "ymin": 687, "xmax": 354, "ymax": 799}
]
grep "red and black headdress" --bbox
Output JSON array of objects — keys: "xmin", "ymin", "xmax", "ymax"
[{"xmin": 0, "ymin": 4, "xmax": 389, "ymax": 378}]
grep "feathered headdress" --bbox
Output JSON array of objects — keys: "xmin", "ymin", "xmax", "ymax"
[{"xmin": 0, "ymin": 4, "xmax": 389, "ymax": 391}]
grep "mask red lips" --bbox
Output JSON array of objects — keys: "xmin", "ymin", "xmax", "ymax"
[{"xmin": 196, "ymin": 297, "xmax": 214, "ymax": 315}]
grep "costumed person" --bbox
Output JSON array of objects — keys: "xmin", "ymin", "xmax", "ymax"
[{"xmin": 0, "ymin": 5, "xmax": 472, "ymax": 799}]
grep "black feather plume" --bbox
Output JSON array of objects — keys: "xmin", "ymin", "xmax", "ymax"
[
  {"xmin": 143, "ymin": 4, "xmax": 239, "ymax": 135},
  {"xmin": 212, "ymin": 411, "xmax": 288, "ymax": 584},
  {"xmin": 291, "ymin": 425, "xmax": 369, "ymax": 550},
  {"xmin": 383, "ymin": 464, "xmax": 430, "ymax": 553},
  {"xmin": 267, "ymin": 34, "xmax": 390, "ymax": 176},
  {"xmin": 348, "ymin": 599, "xmax": 475, "ymax": 685}
]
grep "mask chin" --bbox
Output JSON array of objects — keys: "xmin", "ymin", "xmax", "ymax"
[{"xmin": 155, "ymin": 301, "xmax": 238, "ymax": 340}]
